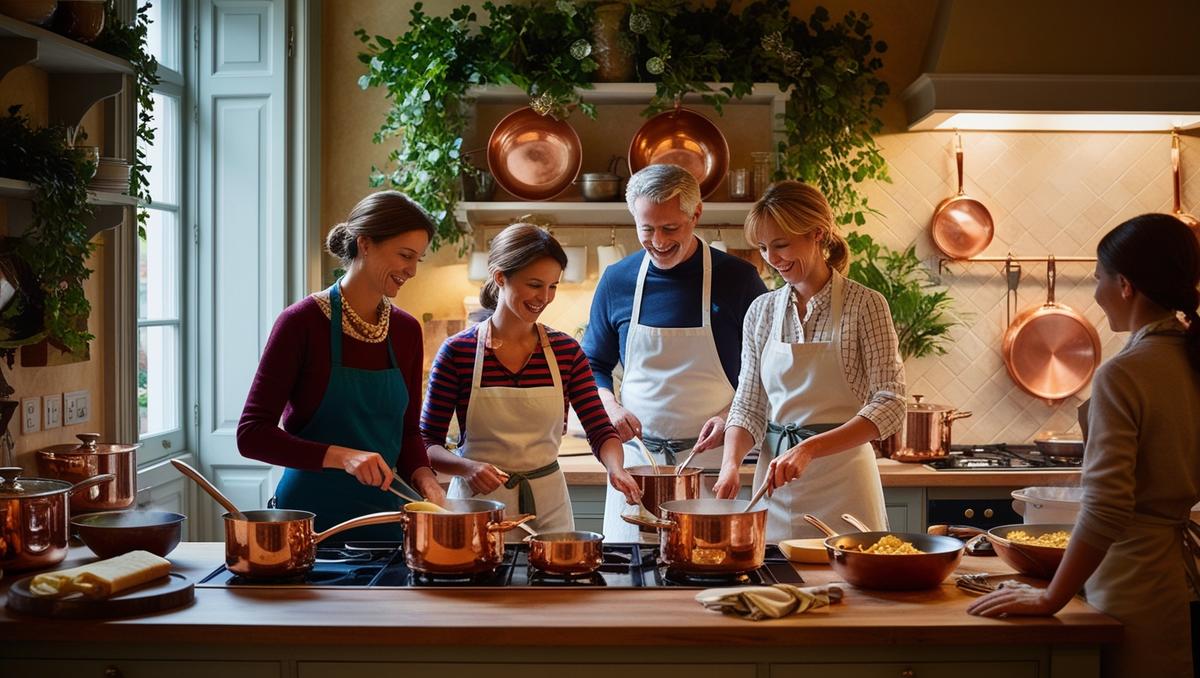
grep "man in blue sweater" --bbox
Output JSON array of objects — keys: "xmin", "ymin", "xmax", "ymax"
[{"xmin": 583, "ymin": 164, "xmax": 768, "ymax": 540}]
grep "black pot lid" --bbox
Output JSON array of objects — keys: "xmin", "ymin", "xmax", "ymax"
[{"xmin": 0, "ymin": 467, "xmax": 70, "ymax": 498}]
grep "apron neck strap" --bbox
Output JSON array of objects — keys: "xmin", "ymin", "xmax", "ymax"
[
  {"xmin": 630, "ymin": 237, "xmax": 710, "ymax": 328},
  {"xmin": 473, "ymin": 321, "xmax": 560, "ymax": 390}
]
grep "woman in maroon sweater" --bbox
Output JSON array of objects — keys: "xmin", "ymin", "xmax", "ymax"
[
  {"xmin": 421, "ymin": 224, "xmax": 640, "ymax": 535},
  {"xmin": 237, "ymin": 191, "xmax": 444, "ymax": 541}
]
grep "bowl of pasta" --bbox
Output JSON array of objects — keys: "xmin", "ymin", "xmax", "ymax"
[
  {"xmin": 823, "ymin": 531, "xmax": 965, "ymax": 590},
  {"xmin": 986, "ymin": 523, "xmax": 1072, "ymax": 580}
]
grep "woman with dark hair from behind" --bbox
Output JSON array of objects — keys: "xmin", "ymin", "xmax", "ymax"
[
  {"xmin": 421, "ymin": 224, "xmax": 641, "ymax": 537},
  {"xmin": 967, "ymin": 213, "xmax": 1200, "ymax": 678},
  {"xmin": 238, "ymin": 191, "xmax": 445, "ymax": 543}
]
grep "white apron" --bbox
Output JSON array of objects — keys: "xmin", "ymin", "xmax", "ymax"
[
  {"xmin": 602, "ymin": 242, "xmax": 736, "ymax": 541},
  {"xmin": 448, "ymin": 323, "xmax": 573, "ymax": 541},
  {"xmin": 752, "ymin": 272, "xmax": 887, "ymax": 542}
]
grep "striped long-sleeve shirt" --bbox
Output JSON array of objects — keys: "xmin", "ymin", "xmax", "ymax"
[{"xmin": 420, "ymin": 324, "xmax": 619, "ymax": 456}]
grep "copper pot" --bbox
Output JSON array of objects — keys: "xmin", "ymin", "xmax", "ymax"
[
  {"xmin": 526, "ymin": 530, "xmax": 604, "ymax": 576},
  {"xmin": 54, "ymin": 0, "xmax": 105, "ymax": 43},
  {"xmin": 627, "ymin": 465, "xmax": 701, "ymax": 533},
  {"xmin": 223, "ymin": 509, "xmax": 407, "ymax": 580},
  {"xmin": 824, "ymin": 531, "xmax": 965, "ymax": 590},
  {"xmin": 35, "ymin": 433, "xmax": 138, "ymax": 513},
  {"xmin": 402, "ymin": 498, "xmax": 534, "ymax": 575},
  {"xmin": 623, "ymin": 498, "xmax": 766, "ymax": 575},
  {"xmin": 0, "ymin": 0, "xmax": 57, "ymax": 25},
  {"xmin": 487, "ymin": 107, "xmax": 582, "ymax": 201},
  {"xmin": 0, "ymin": 467, "xmax": 115, "ymax": 572},
  {"xmin": 930, "ymin": 132, "xmax": 994, "ymax": 260},
  {"xmin": 629, "ymin": 106, "xmax": 729, "ymax": 199},
  {"xmin": 987, "ymin": 523, "xmax": 1070, "ymax": 580},
  {"xmin": 884, "ymin": 395, "xmax": 973, "ymax": 463}
]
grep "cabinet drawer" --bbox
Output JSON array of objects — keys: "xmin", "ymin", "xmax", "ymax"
[
  {"xmin": 0, "ymin": 659, "xmax": 281, "ymax": 678},
  {"xmin": 300, "ymin": 663, "xmax": 755, "ymax": 678},
  {"xmin": 772, "ymin": 661, "xmax": 1037, "ymax": 678}
]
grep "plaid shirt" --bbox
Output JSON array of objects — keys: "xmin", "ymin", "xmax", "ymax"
[{"xmin": 726, "ymin": 273, "xmax": 906, "ymax": 445}]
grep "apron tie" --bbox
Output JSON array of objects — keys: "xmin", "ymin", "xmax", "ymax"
[
  {"xmin": 641, "ymin": 437, "xmax": 698, "ymax": 466},
  {"xmin": 502, "ymin": 459, "xmax": 561, "ymax": 517},
  {"xmin": 764, "ymin": 422, "xmax": 840, "ymax": 460}
]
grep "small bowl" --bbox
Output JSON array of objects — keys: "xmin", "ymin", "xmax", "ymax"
[{"xmin": 71, "ymin": 510, "xmax": 186, "ymax": 559}]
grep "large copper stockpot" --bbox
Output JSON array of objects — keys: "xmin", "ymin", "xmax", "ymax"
[
  {"xmin": 487, "ymin": 107, "xmax": 582, "ymax": 201},
  {"xmin": 0, "ymin": 467, "xmax": 115, "ymax": 572},
  {"xmin": 526, "ymin": 530, "xmax": 604, "ymax": 576},
  {"xmin": 223, "ymin": 509, "xmax": 407, "ymax": 579},
  {"xmin": 35, "ymin": 433, "xmax": 139, "ymax": 512},
  {"xmin": 1002, "ymin": 258, "xmax": 1101, "ymax": 404},
  {"xmin": 623, "ymin": 498, "xmax": 767, "ymax": 575},
  {"xmin": 883, "ymin": 395, "xmax": 973, "ymax": 463},
  {"xmin": 628, "ymin": 106, "xmax": 729, "ymax": 199},
  {"xmin": 626, "ymin": 465, "xmax": 701, "ymax": 533},
  {"xmin": 930, "ymin": 132, "xmax": 994, "ymax": 260},
  {"xmin": 402, "ymin": 498, "xmax": 534, "ymax": 575}
]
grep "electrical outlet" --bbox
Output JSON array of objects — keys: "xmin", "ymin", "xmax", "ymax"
[
  {"xmin": 21, "ymin": 397, "xmax": 40, "ymax": 434},
  {"xmin": 64, "ymin": 390, "xmax": 90, "ymax": 426},
  {"xmin": 43, "ymin": 394, "xmax": 63, "ymax": 430}
]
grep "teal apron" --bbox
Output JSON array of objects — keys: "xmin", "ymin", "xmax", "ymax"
[{"xmin": 273, "ymin": 282, "xmax": 407, "ymax": 542}]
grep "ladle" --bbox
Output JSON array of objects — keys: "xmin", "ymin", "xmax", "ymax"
[{"xmin": 170, "ymin": 459, "xmax": 246, "ymax": 520}]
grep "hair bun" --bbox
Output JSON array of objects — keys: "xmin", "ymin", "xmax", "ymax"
[{"xmin": 325, "ymin": 222, "xmax": 352, "ymax": 259}]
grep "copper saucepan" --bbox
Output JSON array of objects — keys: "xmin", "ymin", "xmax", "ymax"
[
  {"xmin": 881, "ymin": 395, "xmax": 973, "ymax": 462},
  {"xmin": 526, "ymin": 530, "xmax": 604, "ymax": 576},
  {"xmin": 224, "ymin": 509, "xmax": 407, "ymax": 579},
  {"xmin": 402, "ymin": 498, "xmax": 534, "ymax": 575},
  {"xmin": 487, "ymin": 106, "xmax": 582, "ymax": 201},
  {"xmin": 1002, "ymin": 257, "xmax": 1101, "ymax": 404},
  {"xmin": 1171, "ymin": 131, "xmax": 1200, "ymax": 238},
  {"xmin": 930, "ymin": 132, "xmax": 994, "ymax": 260},
  {"xmin": 35, "ymin": 433, "xmax": 139, "ymax": 512},
  {"xmin": 626, "ymin": 464, "xmax": 701, "ymax": 533},
  {"xmin": 0, "ymin": 467, "xmax": 116, "ymax": 572},
  {"xmin": 628, "ymin": 105, "xmax": 729, "ymax": 199},
  {"xmin": 623, "ymin": 498, "xmax": 767, "ymax": 575}
]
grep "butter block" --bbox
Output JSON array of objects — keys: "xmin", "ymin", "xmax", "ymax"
[{"xmin": 30, "ymin": 550, "xmax": 171, "ymax": 599}]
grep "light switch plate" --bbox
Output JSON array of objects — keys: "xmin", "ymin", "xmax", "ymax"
[
  {"xmin": 64, "ymin": 390, "xmax": 90, "ymax": 426},
  {"xmin": 21, "ymin": 397, "xmax": 40, "ymax": 434},
  {"xmin": 43, "ymin": 394, "xmax": 62, "ymax": 430}
]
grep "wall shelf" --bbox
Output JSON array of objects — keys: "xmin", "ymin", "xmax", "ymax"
[
  {"xmin": 465, "ymin": 83, "xmax": 789, "ymax": 106},
  {"xmin": 0, "ymin": 177, "xmax": 137, "ymax": 240},
  {"xmin": 455, "ymin": 200, "xmax": 753, "ymax": 229},
  {"xmin": 0, "ymin": 15, "xmax": 133, "ymax": 76}
]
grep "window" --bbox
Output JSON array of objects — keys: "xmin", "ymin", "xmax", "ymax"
[{"xmin": 137, "ymin": 1, "xmax": 186, "ymax": 460}]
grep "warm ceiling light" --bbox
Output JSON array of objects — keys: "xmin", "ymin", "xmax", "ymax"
[{"xmin": 927, "ymin": 112, "xmax": 1200, "ymax": 132}]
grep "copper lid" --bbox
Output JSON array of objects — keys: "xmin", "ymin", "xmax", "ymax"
[
  {"xmin": 0, "ymin": 467, "xmax": 71, "ymax": 498},
  {"xmin": 906, "ymin": 394, "xmax": 954, "ymax": 413},
  {"xmin": 36, "ymin": 433, "xmax": 139, "ymax": 456}
]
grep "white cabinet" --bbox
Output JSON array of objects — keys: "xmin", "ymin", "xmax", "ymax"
[{"xmin": 135, "ymin": 454, "xmax": 195, "ymax": 539}]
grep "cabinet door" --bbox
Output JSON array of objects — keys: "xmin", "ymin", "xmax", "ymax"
[
  {"xmin": 882, "ymin": 488, "xmax": 925, "ymax": 533},
  {"xmin": 300, "ymin": 663, "xmax": 755, "ymax": 678},
  {"xmin": 0, "ymin": 660, "xmax": 280, "ymax": 678},
  {"xmin": 568, "ymin": 485, "xmax": 606, "ymax": 533},
  {"xmin": 771, "ymin": 661, "xmax": 1037, "ymax": 678}
]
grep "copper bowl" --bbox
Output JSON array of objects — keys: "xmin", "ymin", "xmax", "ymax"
[
  {"xmin": 986, "ymin": 523, "xmax": 1071, "ymax": 580},
  {"xmin": 487, "ymin": 107, "xmax": 582, "ymax": 201},
  {"xmin": 824, "ymin": 531, "xmax": 965, "ymax": 590},
  {"xmin": 629, "ymin": 107, "xmax": 729, "ymax": 199}
]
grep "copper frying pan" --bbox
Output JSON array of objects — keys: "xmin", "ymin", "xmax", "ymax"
[
  {"xmin": 628, "ymin": 105, "xmax": 729, "ymax": 199},
  {"xmin": 1002, "ymin": 257, "xmax": 1101, "ymax": 405},
  {"xmin": 1171, "ymin": 132, "xmax": 1200, "ymax": 236},
  {"xmin": 487, "ymin": 107, "xmax": 582, "ymax": 201},
  {"xmin": 931, "ymin": 133, "xmax": 994, "ymax": 259}
]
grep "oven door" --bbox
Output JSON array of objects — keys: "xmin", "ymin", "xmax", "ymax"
[{"xmin": 927, "ymin": 498, "xmax": 1020, "ymax": 530}]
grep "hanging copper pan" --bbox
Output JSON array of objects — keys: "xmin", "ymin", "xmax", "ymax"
[
  {"xmin": 487, "ymin": 107, "xmax": 582, "ymax": 201},
  {"xmin": 628, "ymin": 105, "xmax": 728, "ymax": 199},
  {"xmin": 1171, "ymin": 132, "xmax": 1200, "ymax": 237},
  {"xmin": 931, "ymin": 133, "xmax": 994, "ymax": 259},
  {"xmin": 1002, "ymin": 257, "xmax": 1101, "ymax": 405}
]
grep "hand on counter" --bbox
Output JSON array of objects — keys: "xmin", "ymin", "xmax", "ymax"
[
  {"xmin": 967, "ymin": 585, "xmax": 1058, "ymax": 618},
  {"xmin": 324, "ymin": 446, "xmax": 394, "ymax": 490}
]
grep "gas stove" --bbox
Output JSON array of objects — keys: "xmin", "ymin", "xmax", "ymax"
[
  {"xmin": 924, "ymin": 443, "xmax": 1083, "ymax": 471},
  {"xmin": 196, "ymin": 542, "xmax": 804, "ymax": 589}
]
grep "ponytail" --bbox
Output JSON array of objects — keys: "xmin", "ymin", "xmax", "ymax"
[
  {"xmin": 825, "ymin": 229, "xmax": 850, "ymax": 274},
  {"xmin": 480, "ymin": 279, "xmax": 500, "ymax": 311}
]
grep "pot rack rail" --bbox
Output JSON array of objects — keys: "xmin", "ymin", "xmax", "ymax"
[{"xmin": 938, "ymin": 254, "xmax": 1096, "ymax": 275}]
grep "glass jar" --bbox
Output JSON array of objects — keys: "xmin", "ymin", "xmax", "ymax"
[
  {"xmin": 728, "ymin": 168, "xmax": 749, "ymax": 200},
  {"xmin": 751, "ymin": 152, "xmax": 775, "ymax": 199}
]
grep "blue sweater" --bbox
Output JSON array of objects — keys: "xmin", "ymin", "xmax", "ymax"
[{"xmin": 583, "ymin": 243, "xmax": 768, "ymax": 392}]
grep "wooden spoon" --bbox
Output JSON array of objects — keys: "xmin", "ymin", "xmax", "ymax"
[
  {"xmin": 632, "ymin": 437, "xmax": 660, "ymax": 475},
  {"xmin": 171, "ymin": 459, "xmax": 246, "ymax": 521}
]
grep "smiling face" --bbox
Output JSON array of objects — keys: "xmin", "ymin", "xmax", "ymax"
[
  {"xmin": 754, "ymin": 216, "xmax": 826, "ymax": 286},
  {"xmin": 496, "ymin": 255, "xmax": 563, "ymax": 323},
  {"xmin": 357, "ymin": 230, "xmax": 430, "ymax": 298},
  {"xmin": 632, "ymin": 195, "xmax": 700, "ymax": 269}
]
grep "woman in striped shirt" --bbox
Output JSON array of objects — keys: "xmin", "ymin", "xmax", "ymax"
[{"xmin": 421, "ymin": 224, "xmax": 641, "ymax": 535}]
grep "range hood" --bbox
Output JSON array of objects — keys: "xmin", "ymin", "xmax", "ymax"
[{"xmin": 903, "ymin": 0, "xmax": 1200, "ymax": 131}]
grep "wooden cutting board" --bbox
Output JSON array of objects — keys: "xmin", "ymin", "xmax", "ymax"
[{"xmin": 5, "ymin": 572, "xmax": 194, "ymax": 618}]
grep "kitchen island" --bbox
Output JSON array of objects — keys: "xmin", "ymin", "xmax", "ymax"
[{"xmin": 0, "ymin": 543, "xmax": 1119, "ymax": 678}]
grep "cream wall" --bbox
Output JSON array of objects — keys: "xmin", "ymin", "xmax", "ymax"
[
  {"xmin": 0, "ymin": 65, "xmax": 110, "ymax": 469},
  {"xmin": 321, "ymin": 1, "xmax": 1200, "ymax": 444}
]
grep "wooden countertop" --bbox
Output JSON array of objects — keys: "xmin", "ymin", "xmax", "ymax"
[
  {"xmin": 557, "ymin": 436, "xmax": 1082, "ymax": 488},
  {"xmin": 0, "ymin": 543, "xmax": 1119, "ymax": 647}
]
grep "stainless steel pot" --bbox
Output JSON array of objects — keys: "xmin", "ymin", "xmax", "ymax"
[
  {"xmin": 35, "ymin": 433, "xmax": 138, "ymax": 512},
  {"xmin": 0, "ymin": 467, "xmax": 115, "ymax": 572},
  {"xmin": 623, "ymin": 498, "xmax": 767, "ymax": 575},
  {"xmin": 881, "ymin": 395, "xmax": 972, "ymax": 462},
  {"xmin": 578, "ymin": 173, "xmax": 622, "ymax": 201},
  {"xmin": 627, "ymin": 465, "xmax": 702, "ymax": 533},
  {"xmin": 402, "ymin": 498, "xmax": 534, "ymax": 575}
]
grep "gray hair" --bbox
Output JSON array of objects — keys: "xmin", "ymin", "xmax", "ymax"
[{"xmin": 624, "ymin": 164, "xmax": 702, "ymax": 217}]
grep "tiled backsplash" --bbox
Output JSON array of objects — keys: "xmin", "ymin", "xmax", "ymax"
[{"xmin": 864, "ymin": 131, "xmax": 1197, "ymax": 444}]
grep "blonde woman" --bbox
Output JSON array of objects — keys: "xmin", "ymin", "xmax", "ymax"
[{"xmin": 712, "ymin": 181, "xmax": 906, "ymax": 541}]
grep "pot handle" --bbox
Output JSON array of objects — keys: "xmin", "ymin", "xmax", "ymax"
[
  {"xmin": 67, "ymin": 473, "xmax": 116, "ymax": 495},
  {"xmin": 312, "ymin": 511, "xmax": 408, "ymax": 544},
  {"xmin": 488, "ymin": 513, "xmax": 536, "ymax": 533},
  {"xmin": 946, "ymin": 410, "xmax": 973, "ymax": 423}
]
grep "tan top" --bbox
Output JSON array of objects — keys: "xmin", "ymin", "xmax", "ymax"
[{"xmin": 1075, "ymin": 318, "xmax": 1200, "ymax": 550}]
